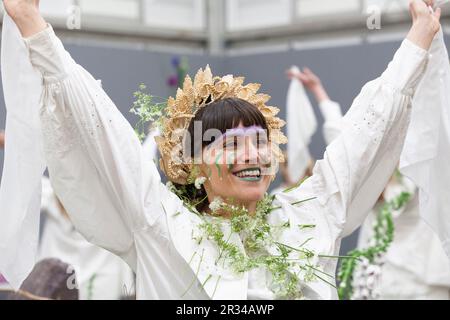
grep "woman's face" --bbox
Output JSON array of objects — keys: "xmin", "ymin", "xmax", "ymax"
[{"xmin": 199, "ymin": 123, "xmax": 275, "ymax": 209}]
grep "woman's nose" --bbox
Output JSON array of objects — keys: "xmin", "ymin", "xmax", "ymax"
[{"xmin": 243, "ymin": 137, "xmax": 259, "ymax": 165}]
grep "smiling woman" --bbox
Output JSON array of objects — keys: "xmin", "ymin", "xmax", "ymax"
[{"xmin": 0, "ymin": 0, "xmax": 445, "ymax": 300}]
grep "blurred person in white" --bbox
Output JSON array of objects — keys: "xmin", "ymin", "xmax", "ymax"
[
  {"xmin": 355, "ymin": 176, "xmax": 450, "ymax": 299},
  {"xmin": 270, "ymin": 67, "xmax": 343, "ymax": 195},
  {"xmin": 0, "ymin": 0, "xmax": 446, "ymax": 300},
  {"xmin": 1, "ymin": 129, "xmax": 135, "ymax": 299},
  {"xmin": 39, "ymin": 176, "xmax": 136, "ymax": 300},
  {"xmin": 293, "ymin": 68, "xmax": 450, "ymax": 299}
]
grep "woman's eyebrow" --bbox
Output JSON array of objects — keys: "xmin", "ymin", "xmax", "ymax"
[
  {"xmin": 222, "ymin": 126, "xmax": 265, "ymax": 139},
  {"xmin": 205, "ymin": 126, "xmax": 266, "ymax": 150}
]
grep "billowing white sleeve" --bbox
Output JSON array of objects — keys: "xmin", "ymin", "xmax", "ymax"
[
  {"xmin": 25, "ymin": 26, "xmax": 179, "ymax": 269},
  {"xmin": 309, "ymin": 39, "xmax": 428, "ymax": 237},
  {"xmin": 318, "ymin": 99, "xmax": 344, "ymax": 145},
  {"xmin": 0, "ymin": 14, "xmax": 46, "ymax": 289},
  {"xmin": 400, "ymin": 29, "xmax": 450, "ymax": 259}
]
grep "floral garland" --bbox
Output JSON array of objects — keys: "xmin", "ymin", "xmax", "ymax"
[
  {"xmin": 337, "ymin": 191, "xmax": 411, "ymax": 300},
  {"xmin": 202, "ymin": 195, "xmax": 322, "ymax": 299},
  {"xmin": 165, "ymin": 176, "xmax": 328, "ymax": 299}
]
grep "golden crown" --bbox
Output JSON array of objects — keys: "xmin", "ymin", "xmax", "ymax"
[{"xmin": 155, "ymin": 65, "xmax": 287, "ymax": 185}]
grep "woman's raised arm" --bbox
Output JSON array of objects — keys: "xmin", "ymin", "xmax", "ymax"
[
  {"xmin": 3, "ymin": 1, "xmax": 182, "ymax": 269},
  {"xmin": 302, "ymin": 0, "xmax": 441, "ymax": 237}
]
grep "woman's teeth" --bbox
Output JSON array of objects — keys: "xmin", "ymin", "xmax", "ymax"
[
  {"xmin": 236, "ymin": 170, "xmax": 259, "ymax": 177},
  {"xmin": 233, "ymin": 169, "xmax": 262, "ymax": 181}
]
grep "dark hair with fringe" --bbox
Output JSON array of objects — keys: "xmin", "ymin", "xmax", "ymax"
[{"xmin": 185, "ymin": 97, "xmax": 269, "ymax": 157}]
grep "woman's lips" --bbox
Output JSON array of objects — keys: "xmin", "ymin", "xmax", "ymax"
[{"xmin": 232, "ymin": 167, "xmax": 262, "ymax": 181}]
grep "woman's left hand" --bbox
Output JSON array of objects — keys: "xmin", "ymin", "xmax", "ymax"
[
  {"xmin": 407, "ymin": 0, "xmax": 442, "ymax": 50},
  {"xmin": 3, "ymin": 0, "xmax": 46, "ymax": 37}
]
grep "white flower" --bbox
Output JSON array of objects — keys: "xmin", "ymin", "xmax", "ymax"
[
  {"xmin": 361, "ymin": 257, "xmax": 370, "ymax": 268},
  {"xmin": 209, "ymin": 197, "xmax": 224, "ymax": 212},
  {"xmin": 366, "ymin": 265, "xmax": 381, "ymax": 276},
  {"xmin": 356, "ymin": 277, "xmax": 366, "ymax": 288},
  {"xmin": 360, "ymin": 288, "xmax": 370, "ymax": 300},
  {"xmin": 374, "ymin": 253, "xmax": 385, "ymax": 265},
  {"xmin": 366, "ymin": 276, "xmax": 376, "ymax": 290},
  {"xmin": 166, "ymin": 181, "xmax": 175, "ymax": 191},
  {"xmin": 194, "ymin": 176, "xmax": 207, "ymax": 189}
]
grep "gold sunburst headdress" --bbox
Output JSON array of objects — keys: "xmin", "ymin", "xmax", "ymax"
[{"xmin": 155, "ymin": 65, "xmax": 287, "ymax": 185}]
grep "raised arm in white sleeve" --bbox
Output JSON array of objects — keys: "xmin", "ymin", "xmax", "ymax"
[
  {"xmin": 307, "ymin": 39, "xmax": 429, "ymax": 237},
  {"xmin": 400, "ymin": 28, "xmax": 450, "ymax": 258},
  {"xmin": 25, "ymin": 26, "xmax": 182, "ymax": 270}
]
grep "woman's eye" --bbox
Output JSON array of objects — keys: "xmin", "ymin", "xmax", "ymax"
[
  {"xmin": 223, "ymin": 138, "xmax": 238, "ymax": 149},
  {"xmin": 224, "ymin": 139, "xmax": 237, "ymax": 149},
  {"xmin": 258, "ymin": 139, "xmax": 268, "ymax": 146}
]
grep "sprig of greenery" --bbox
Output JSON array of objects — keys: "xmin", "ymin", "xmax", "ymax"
[
  {"xmin": 87, "ymin": 274, "xmax": 97, "ymax": 300},
  {"xmin": 283, "ymin": 176, "xmax": 310, "ymax": 193},
  {"xmin": 130, "ymin": 84, "xmax": 167, "ymax": 142},
  {"xmin": 337, "ymin": 191, "xmax": 411, "ymax": 300}
]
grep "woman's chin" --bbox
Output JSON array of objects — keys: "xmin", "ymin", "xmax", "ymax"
[
  {"xmin": 244, "ymin": 193, "xmax": 266, "ymax": 202},
  {"xmin": 211, "ymin": 174, "xmax": 270, "ymax": 204},
  {"xmin": 232, "ymin": 181, "xmax": 268, "ymax": 201}
]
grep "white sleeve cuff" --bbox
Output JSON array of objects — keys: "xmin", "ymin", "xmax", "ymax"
[
  {"xmin": 381, "ymin": 39, "xmax": 429, "ymax": 96},
  {"xmin": 318, "ymin": 100, "xmax": 343, "ymax": 123},
  {"xmin": 23, "ymin": 24, "xmax": 76, "ymax": 82}
]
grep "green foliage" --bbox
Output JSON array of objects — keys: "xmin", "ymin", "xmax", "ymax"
[
  {"xmin": 197, "ymin": 194, "xmax": 327, "ymax": 299},
  {"xmin": 87, "ymin": 274, "xmax": 97, "ymax": 300},
  {"xmin": 130, "ymin": 84, "xmax": 167, "ymax": 142},
  {"xmin": 337, "ymin": 191, "xmax": 411, "ymax": 300}
]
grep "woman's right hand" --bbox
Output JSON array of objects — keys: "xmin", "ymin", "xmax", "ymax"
[
  {"xmin": 3, "ymin": 0, "xmax": 46, "ymax": 37},
  {"xmin": 286, "ymin": 67, "xmax": 331, "ymax": 103},
  {"xmin": 407, "ymin": 0, "xmax": 442, "ymax": 50}
]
